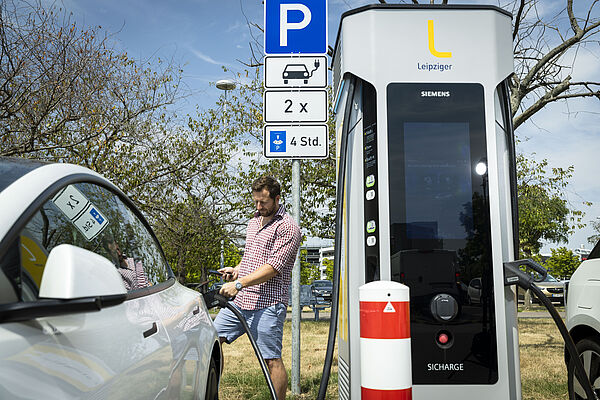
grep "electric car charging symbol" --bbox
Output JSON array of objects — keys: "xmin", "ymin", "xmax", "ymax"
[
  {"xmin": 366, "ymin": 220, "xmax": 376, "ymax": 233},
  {"xmin": 282, "ymin": 59, "xmax": 321, "ymax": 84},
  {"xmin": 366, "ymin": 174, "xmax": 376, "ymax": 187}
]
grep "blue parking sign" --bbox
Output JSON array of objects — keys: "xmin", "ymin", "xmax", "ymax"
[
  {"xmin": 270, "ymin": 130, "xmax": 286, "ymax": 152},
  {"xmin": 264, "ymin": 0, "xmax": 327, "ymax": 54}
]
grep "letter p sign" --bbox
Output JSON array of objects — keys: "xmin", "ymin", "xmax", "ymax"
[{"xmin": 265, "ymin": 0, "xmax": 327, "ymax": 54}]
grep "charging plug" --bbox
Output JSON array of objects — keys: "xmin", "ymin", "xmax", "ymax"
[
  {"xmin": 202, "ymin": 289, "xmax": 230, "ymax": 309},
  {"xmin": 503, "ymin": 259, "xmax": 547, "ymax": 289}
]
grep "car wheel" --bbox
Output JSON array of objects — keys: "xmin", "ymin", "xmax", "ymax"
[
  {"xmin": 567, "ymin": 337, "xmax": 600, "ymax": 399},
  {"xmin": 205, "ymin": 358, "xmax": 219, "ymax": 400}
]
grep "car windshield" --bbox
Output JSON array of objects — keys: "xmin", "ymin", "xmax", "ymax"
[
  {"xmin": 531, "ymin": 272, "xmax": 558, "ymax": 282},
  {"xmin": 314, "ymin": 281, "xmax": 332, "ymax": 288},
  {"xmin": 285, "ymin": 64, "xmax": 307, "ymax": 72}
]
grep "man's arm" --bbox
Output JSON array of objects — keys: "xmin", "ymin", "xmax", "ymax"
[{"xmin": 219, "ymin": 263, "xmax": 278, "ymax": 298}]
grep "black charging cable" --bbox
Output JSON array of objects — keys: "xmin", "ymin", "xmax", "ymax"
[
  {"xmin": 317, "ymin": 75, "xmax": 357, "ymax": 400},
  {"xmin": 504, "ymin": 259, "xmax": 598, "ymax": 400},
  {"xmin": 203, "ymin": 289, "xmax": 278, "ymax": 400}
]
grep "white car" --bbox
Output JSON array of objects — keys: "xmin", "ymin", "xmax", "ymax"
[
  {"xmin": 565, "ymin": 240, "xmax": 600, "ymax": 399},
  {"xmin": 0, "ymin": 157, "xmax": 221, "ymax": 399}
]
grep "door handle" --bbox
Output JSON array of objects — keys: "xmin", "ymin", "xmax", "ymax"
[{"xmin": 143, "ymin": 322, "xmax": 158, "ymax": 338}]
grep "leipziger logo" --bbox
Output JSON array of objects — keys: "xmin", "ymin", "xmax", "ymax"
[{"xmin": 417, "ymin": 20, "xmax": 453, "ymax": 72}]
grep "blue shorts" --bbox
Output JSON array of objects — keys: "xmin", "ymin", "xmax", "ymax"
[{"xmin": 213, "ymin": 302, "xmax": 287, "ymax": 360}]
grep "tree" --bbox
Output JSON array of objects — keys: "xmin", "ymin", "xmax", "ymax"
[
  {"xmin": 0, "ymin": 1, "xmax": 250, "ymax": 284},
  {"xmin": 588, "ymin": 218, "xmax": 600, "ymax": 245},
  {"xmin": 0, "ymin": 0, "xmax": 181, "ymax": 165},
  {"xmin": 517, "ymin": 154, "xmax": 589, "ymax": 257},
  {"xmin": 300, "ymin": 250, "xmax": 321, "ymax": 285},
  {"xmin": 508, "ymin": 0, "xmax": 600, "ymax": 129},
  {"xmin": 209, "ymin": 67, "xmax": 338, "ymax": 239},
  {"xmin": 368, "ymin": 1, "xmax": 600, "ymax": 130},
  {"xmin": 544, "ymin": 247, "xmax": 581, "ymax": 278}
]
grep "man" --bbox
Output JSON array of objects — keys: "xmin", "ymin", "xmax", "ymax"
[{"xmin": 215, "ymin": 176, "xmax": 301, "ymax": 400}]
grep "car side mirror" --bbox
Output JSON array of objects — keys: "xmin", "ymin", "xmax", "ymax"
[{"xmin": 39, "ymin": 244, "xmax": 127, "ymax": 299}]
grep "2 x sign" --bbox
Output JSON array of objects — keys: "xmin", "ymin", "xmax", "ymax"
[{"xmin": 264, "ymin": 0, "xmax": 328, "ymax": 54}]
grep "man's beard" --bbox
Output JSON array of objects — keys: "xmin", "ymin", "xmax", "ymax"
[{"xmin": 259, "ymin": 204, "xmax": 277, "ymax": 217}]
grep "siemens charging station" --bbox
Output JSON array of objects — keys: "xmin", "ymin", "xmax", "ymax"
[{"xmin": 331, "ymin": 5, "xmax": 521, "ymax": 399}]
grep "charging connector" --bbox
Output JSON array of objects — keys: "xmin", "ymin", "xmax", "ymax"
[
  {"xmin": 504, "ymin": 259, "xmax": 598, "ymax": 400},
  {"xmin": 203, "ymin": 290, "xmax": 279, "ymax": 400}
]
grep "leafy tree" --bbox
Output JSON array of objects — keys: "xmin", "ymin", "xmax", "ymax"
[
  {"xmin": 544, "ymin": 247, "xmax": 581, "ymax": 279},
  {"xmin": 0, "ymin": 1, "xmax": 248, "ymax": 284},
  {"xmin": 321, "ymin": 258, "xmax": 334, "ymax": 281},
  {"xmin": 211, "ymin": 67, "xmax": 337, "ymax": 239},
  {"xmin": 588, "ymin": 218, "xmax": 600, "ymax": 245},
  {"xmin": 517, "ymin": 154, "xmax": 589, "ymax": 257},
  {"xmin": 300, "ymin": 249, "xmax": 321, "ymax": 285}
]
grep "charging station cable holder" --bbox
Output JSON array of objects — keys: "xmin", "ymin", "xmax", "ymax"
[{"xmin": 503, "ymin": 259, "xmax": 599, "ymax": 400}]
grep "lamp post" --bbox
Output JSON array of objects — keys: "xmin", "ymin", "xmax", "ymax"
[{"xmin": 216, "ymin": 79, "xmax": 236, "ymax": 271}]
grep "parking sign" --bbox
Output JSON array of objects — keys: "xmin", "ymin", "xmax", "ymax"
[{"xmin": 264, "ymin": 0, "xmax": 327, "ymax": 54}]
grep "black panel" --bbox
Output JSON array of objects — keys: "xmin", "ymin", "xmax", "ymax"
[
  {"xmin": 387, "ymin": 83, "xmax": 497, "ymax": 384},
  {"xmin": 362, "ymin": 81, "xmax": 379, "ymax": 283}
]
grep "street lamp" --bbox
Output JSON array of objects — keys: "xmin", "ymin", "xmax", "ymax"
[{"xmin": 216, "ymin": 79, "xmax": 236, "ymax": 270}]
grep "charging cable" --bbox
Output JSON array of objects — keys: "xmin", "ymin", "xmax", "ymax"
[
  {"xmin": 203, "ymin": 289, "xmax": 278, "ymax": 400},
  {"xmin": 504, "ymin": 259, "xmax": 599, "ymax": 400}
]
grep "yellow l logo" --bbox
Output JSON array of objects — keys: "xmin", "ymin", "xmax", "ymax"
[{"xmin": 428, "ymin": 20, "xmax": 452, "ymax": 58}]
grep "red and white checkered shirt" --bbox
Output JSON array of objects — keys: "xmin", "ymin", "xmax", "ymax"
[{"xmin": 233, "ymin": 204, "xmax": 301, "ymax": 310}]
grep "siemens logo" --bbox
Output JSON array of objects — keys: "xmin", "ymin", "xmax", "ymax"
[
  {"xmin": 421, "ymin": 91, "xmax": 451, "ymax": 98},
  {"xmin": 428, "ymin": 363, "xmax": 464, "ymax": 371}
]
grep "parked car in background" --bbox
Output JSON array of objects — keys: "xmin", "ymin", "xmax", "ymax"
[
  {"xmin": 311, "ymin": 279, "xmax": 333, "ymax": 303},
  {"xmin": 518, "ymin": 271, "xmax": 565, "ymax": 305},
  {"xmin": 467, "ymin": 277, "xmax": 482, "ymax": 304},
  {"xmin": 565, "ymin": 239, "xmax": 600, "ymax": 399},
  {"xmin": 0, "ymin": 157, "xmax": 221, "ymax": 399}
]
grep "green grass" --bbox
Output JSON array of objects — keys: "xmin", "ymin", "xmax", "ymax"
[{"xmin": 219, "ymin": 317, "xmax": 568, "ymax": 399}]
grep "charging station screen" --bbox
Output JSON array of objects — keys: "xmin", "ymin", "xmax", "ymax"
[
  {"xmin": 387, "ymin": 83, "xmax": 498, "ymax": 385},
  {"xmin": 403, "ymin": 122, "xmax": 472, "ymax": 241}
]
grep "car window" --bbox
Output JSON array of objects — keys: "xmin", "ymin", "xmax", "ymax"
[{"xmin": 1, "ymin": 182, "xmax": 171, "ymax": 303}]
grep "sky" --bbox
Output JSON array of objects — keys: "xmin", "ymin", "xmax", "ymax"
[{"xmin": 57, "ymin": 0, "xmax": 600, "ymax": 253}]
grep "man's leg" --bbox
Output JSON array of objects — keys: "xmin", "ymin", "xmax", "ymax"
[
  {"xmin": 265, "ymin": 358, "xmax": 287, "ymax": 400},
  {"xmin": 253, "ymin": 304, "xmax": 288, "ymax": 399},
  {"xmin": 213, "ymin": 305, "xmax": 246, "ymax": 373}
]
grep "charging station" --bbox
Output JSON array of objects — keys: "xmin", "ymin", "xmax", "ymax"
[{"xmin": 331, "ymin": 5, "xmax": 520, "ymax": 399}]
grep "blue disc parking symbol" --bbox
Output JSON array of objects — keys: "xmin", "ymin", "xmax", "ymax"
[
  {"xmin": 270, "ymin": 131, "xmax": 286, "ymax": 152},
  {"xmin": 265, "ymin": 0, "xmax": 327, "ymax": 54}
]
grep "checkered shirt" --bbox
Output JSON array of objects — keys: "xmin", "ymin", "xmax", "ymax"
[{"xmin": 233, "ymin": 204, "xmax": 301, "ymax": 310}]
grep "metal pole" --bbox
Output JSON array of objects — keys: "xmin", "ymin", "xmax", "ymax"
[{"xmin": 291, "ymin": 159, "xmax": 301, "ymax": 395}]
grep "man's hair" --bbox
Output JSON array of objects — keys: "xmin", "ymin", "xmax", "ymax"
[{"xmin": 252, "ymin": 176, "xmax": 281, "ymax": 199}]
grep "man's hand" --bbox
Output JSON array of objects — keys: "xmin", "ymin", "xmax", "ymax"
[
  {"xmin": 218, "ymin": 267, "xmax": 238, "ymax": 282},
  {"xmin": 219, "ymin": 281, "xmax": 240, "ymax": 298}
]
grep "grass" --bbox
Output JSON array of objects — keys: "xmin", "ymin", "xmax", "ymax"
[
  {"xmin": 219, "ymin": 318, "xmax": 338, "ymax": 399},
  {"xmin": 218, "ymin": 316, "xmax": 568, "ymax": 399},
  {"xmin": 519, "ymin": 318, "xmax": 567, "ymax": 400}
]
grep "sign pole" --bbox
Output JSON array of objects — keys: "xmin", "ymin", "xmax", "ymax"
[
  {"xmin": 263, "ymin": 0, "xmax": 327, "ymax": 395},
  {"xmin": 291, "ymin": 158, "xmax": 301, "ymax": 395}
]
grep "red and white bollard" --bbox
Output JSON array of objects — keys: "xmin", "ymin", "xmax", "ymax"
[{"xmin": 359, "ymin": 280, "xmax": 412, "ymax": 399}]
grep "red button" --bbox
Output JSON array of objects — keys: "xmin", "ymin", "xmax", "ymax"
[{"xmin": 438, "ymin": 333, "xmax": 449, "ymax": 344}]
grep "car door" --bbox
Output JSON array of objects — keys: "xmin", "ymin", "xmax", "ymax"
[{"xmin": 0, "ymin": 180, "xmax": 174, "ymax": 399}]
